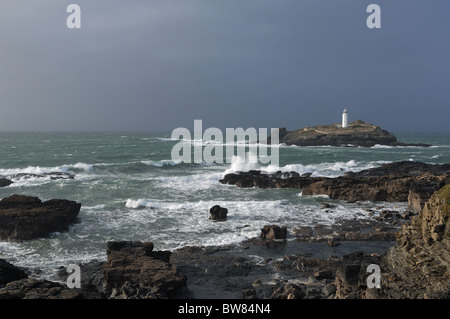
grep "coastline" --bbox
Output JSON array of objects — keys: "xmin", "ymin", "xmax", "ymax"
[
  {"xmin": 0, "ymin": 184, "xmax": 435, "ymax": 299},
  {"xmin": 0, "ymin": 144, "xmax": 449, "ymax": 299}
]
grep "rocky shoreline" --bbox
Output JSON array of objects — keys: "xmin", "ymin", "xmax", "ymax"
[
  {"xmin": 220, "ymin": 161, "xmax": 450, "ymax": 208},
  {"xmin": 0, "ymin": 161, "xmax": 449, "ymax": 299}
]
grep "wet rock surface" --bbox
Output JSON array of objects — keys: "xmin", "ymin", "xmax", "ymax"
[
  {"xmin": 0, "ymin": 179, "xmax": 13, "ymax": 188},
  {"xmin": 0, "ymin": 194, "xmax": 81, "ymax": 241},
  {"xmin": 209, "ymin": 205, "xmax": 228, "ymax": 221},
  {"xmin": 0, "ymin": 182, "xmax": 448, "ymax": 299},
  {"xmin": 220, "ymin": 162, "xmax": 450, "ymax": 207},
  {"xmin": 102, "ymin": 241, "xmax": 188, "ymax": 299}
]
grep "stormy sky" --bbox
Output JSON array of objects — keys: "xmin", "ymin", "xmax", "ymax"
[{"xmin": 0, "ymin": 0, "xmax": 449, "ymax": 132}]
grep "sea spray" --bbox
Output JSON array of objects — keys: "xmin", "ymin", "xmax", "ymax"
[{"xmin": 170, "ymin": 120, "xmax": 279, "ymax": 166}]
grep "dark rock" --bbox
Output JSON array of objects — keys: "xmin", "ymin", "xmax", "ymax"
[
  {"xmin": 0, "ymin": 194, "xmax": 81, "ymax": 241},
  {"xmin": 314, "ymin": 270, "xmax": 333, "ymax": 280},
  {"xmin": 327, "ymin": 239, "xmax": 341, "ymax": 247},
  {"xmin": 0, "ymin": 259, "xmax": 28, "ymax": 286},
  {"xmin": 170, "ymin": 245, "xmax": 259, "ymax": 299},
  {"xmin": 400, "ymin": 211, "xmax": 415, "ymax": 220},
  {"xmin": 321, "ymin": 203, "xmax": 335, "ymax": 209},
  {"xmin": 270, "ymin": 283, "xmax": 306, "ymax": 299},
  {"xmin": 57, "ymin": 260, "xmax": 105, "ymax": 299},
  {"xmin": 220, "ymin": 170, "xmax": 326, "ymax": 189},
  {"xmin": 379, "ymin": 210, "xmax": 395, "ymax": 219},
  {"xmin": 102, "ymin": 241, "xmax": 187, "ymax": 299},
  {"xmin": 334, "ymin": 251, "xmax": 382, "ymax": 299},
  {"xmin": 220, "ymin": 162, "xmax": 450, "ymax": 206},
  {"xmin": 344, "ymin": 161, "xmax": 450, "ymax": 178},
  {"xmin": 260, "ymin": 225, "xmax": 287, "ymax": 240},
  {"xmin": 0, "ymin": 278, "xmax": 83, "ymax": 299},
  {"xmin": 209, "ymin": 205, "xmax": 228, "ymax": 221},
  {"xmin": 0, "ymin": 179, "xmax": 13, "ymax": 187},
  {"xmin": 9, "ymin": 172, "xmax": 75, "ymax": 181},
  {"xmin": 333, "ymin": 184, "xmax": 450, "ymax": 299},
  {"xmin": 302, "ymin": 162, "xmax": 450, "ymax": 203}
]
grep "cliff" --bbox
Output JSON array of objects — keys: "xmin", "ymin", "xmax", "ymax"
[
  {"xmin": 381, "ymin": 184, "xmax": 450, "ymax": 298},
  {"xmin": 334, "ymin": 184, "xmax": 450, "ymax": 299},
  {"xmin": 272, "ymin": 120, "xmax": 431, "ymax": 147}
]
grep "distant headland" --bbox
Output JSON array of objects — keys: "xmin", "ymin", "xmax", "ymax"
[{"xmin": 270, "ymin": 110, "xmax": 432, "ymax": 147}]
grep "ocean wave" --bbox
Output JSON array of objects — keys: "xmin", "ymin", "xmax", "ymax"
[
  {"xmin": 141, "ymin": 159, "xmax": 182, "ymax": 167},
  {"xmin": 371, "ymin": 144, "xmax": 395, "ymax": 149},
  {"xmin": 224, "ymin": 156, "xmax": 391, "ymax": 178},
  {"xmin": 156, "ymin": 137, "xmax": 177, "ymax": 142},
  {"xmin": 125, "ymin": 199, "xmax": 159, "ymax": 209},
  {"xmin": 163, "ymin": 137, "xmax": 282, "ymax": 148},
  {"xmin": 0, "ymin": 162, "xmax": 93, "ymax": 177}
]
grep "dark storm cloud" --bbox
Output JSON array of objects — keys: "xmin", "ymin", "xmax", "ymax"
[{"xmin": 0, "ymin": 0, "xmax": 449, "ymax": 132}]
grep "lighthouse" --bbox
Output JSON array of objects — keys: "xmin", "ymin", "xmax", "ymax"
[{"xmin": 342, "ymin": 109, "xmax": 348, "ymax": 128}]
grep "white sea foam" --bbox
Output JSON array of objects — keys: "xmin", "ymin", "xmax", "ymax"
[
  {"xmin": 125, "ymin": 198, "xmax": 159, "ymax": 209},
  {"xmin": 223, "ymin": 156, "xmax": 391, "ymax": 178},
  {"xmin": 157, "ymin": 137, "xmax": 177, "ymax": 142},
  {"xmin": 0, "ymin": 162, "xmax": 94, "ymax": 177},
  {"xmin": 141, "ymin": 159, "xmax": 182, "ymax": 167}
]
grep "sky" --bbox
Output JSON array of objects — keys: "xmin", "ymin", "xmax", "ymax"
[{"xmin": 0, "ymin": 0, "xmax": 449, "ymax": 132}]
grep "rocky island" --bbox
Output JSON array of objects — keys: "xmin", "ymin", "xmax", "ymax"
[{"xmin": 271, "ymin": 120, "xmax": 432, "ymax": 147}]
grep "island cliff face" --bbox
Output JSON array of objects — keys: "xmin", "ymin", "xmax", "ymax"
[{"xmin": 272, "ymin": 120, "xmax": 430, "ymax": 147}]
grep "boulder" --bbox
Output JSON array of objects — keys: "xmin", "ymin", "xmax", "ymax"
[
  {"xmin": 0, "ymin": 179, "xmax": 13, "ymax": 187},
  {"xmin": 0, "ymin": 194, "xmax": 81, "ymax": 241},
  {"xmin": 209, "ymin": 205, "xmax": 228, "ymax": 221},
  {"xmin": 260, "ymin": 225, "xmax": 287, "ymax": 240}
]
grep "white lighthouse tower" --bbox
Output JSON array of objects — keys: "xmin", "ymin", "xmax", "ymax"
[{"xmin": 342, "ymin": 109, "xmax": 348, "ymax": 128}]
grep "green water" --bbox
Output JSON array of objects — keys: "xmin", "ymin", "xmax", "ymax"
[{"xmin": 0, "ymin": 131, "xmax": 448, "ymax": 279}]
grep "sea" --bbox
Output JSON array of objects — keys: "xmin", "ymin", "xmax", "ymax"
[{"xmin": 0, "ymin": 131, "xmax": 449, "ymax": 281}]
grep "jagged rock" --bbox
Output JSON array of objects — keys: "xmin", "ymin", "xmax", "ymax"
[
  {"xmin": 334, "ymin": 185, "xmax": 450, "ymax": 299},
  {"xmin": 57, "ymin": 260, "xmax": 105, "ymax": 299},
  {"xmin": 209, "ymin": 205, "xmax": 228, "ymax": 221},
  {"xmin": 270, "ymin": 283, "xmax": 306, "ymax": 299},
  {"xmin": 102, "ymin": 241, "xmax": 187, "ymax": 299},
  {"xmin": 219, "ymin": 171, "xmax": 326, "ymax": 189},
  {"xmin": 334, "ymin": 251, "xmax": 382, "ymax": 299},
  {"xmin": 220, "ymin": 162, "xmax": 450, "ymax": 205},
  {"xmin": 260, "ymin": 225, "xmax": 287, "ymax": 240},
  {"xmin": 0, "ymin": 278, "xmax": 83, "ymax": 299},
  {"xmin": 302, "ymin": 162, "xmax": 450, "ymax": 203},
  {"xmin": 0, "ymin": 194, "xmax": 81, "ymax": 241},
  {"xmin": 383, "ymin": 184, "xmax": 450, "ymax": 297}
]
